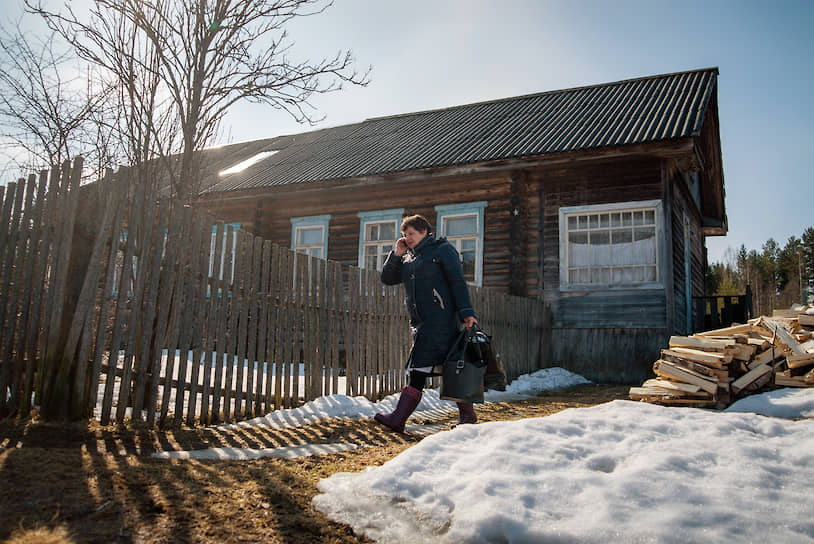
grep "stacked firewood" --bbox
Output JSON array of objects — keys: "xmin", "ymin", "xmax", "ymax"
[{"xmin": 629, "ymin": 312, "xmax": 814, "ymax": 408}]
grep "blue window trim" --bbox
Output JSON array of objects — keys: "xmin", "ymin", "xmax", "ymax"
[
  {"xmin": 435, "ymin": 201, "xmax": 488, "ymax": 287},
  {"xmin": 356, "ymin": 208, "xmax": 404, "ymax": 268},
  {"xmin": 290, "ymin": 214, "xmax": 331, "ymax": 259}
]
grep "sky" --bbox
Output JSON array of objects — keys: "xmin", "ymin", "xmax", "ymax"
[
  {"xmin": 217, "ymin": 0, "xmax": 814, "ymax": 265},
  {"xmin": 149, "ymin": 367, "xmax": 814, "ymax": 543}
]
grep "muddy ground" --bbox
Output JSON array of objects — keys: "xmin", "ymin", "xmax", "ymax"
[{"xmin": 0, "ymin": 384, "xmax": 630, "ymax": 544}]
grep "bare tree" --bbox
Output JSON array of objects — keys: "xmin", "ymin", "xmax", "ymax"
[
  {"xmin": 28, "ymin": 0, "xmax": 370, "ymax": 201},
  {"xmin": 0, "ymin": 23, "xmax": 115, "ymax": 181}
]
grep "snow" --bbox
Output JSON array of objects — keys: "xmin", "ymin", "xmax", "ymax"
[
  {"xmin": 314, "ymin": 392, "xmax": 814, "ymax": 543},
  {"xmin": 148, "ymin": 363, "xmax": 814, "ymax": 543}
]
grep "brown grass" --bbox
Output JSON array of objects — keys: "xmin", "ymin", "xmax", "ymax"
[{"xmin": 0, "ymin": 384, "xmax": 629, "ymax": 544}]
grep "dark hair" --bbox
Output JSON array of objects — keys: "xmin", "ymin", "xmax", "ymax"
[{"xmin": 401, "ymin": 214, "xmax": 431, "ymax": 234}]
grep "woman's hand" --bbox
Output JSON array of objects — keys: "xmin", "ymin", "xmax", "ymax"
[
  {"xmin": 394, "ymin": 237, "xmax": 409, "ymax": 257},
  {"xmin": 463, "ymin": 316, "xmax": 478, "ymax": 329}
]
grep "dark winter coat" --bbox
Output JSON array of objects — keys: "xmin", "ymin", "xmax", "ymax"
[{"xmin": 381, "ymin": 234, "xmax": 476, "ymax": 372}]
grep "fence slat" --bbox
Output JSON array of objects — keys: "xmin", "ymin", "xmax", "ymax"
[{"xmin": 19, "ymin": 172, "xmax": 51, "ymax": 416}]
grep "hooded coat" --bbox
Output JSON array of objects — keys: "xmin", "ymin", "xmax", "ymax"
[{"xmin": 381, "ymin": 234, "xmax": 476, "ymax": 372}]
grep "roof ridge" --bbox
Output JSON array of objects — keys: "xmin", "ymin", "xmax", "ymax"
[{"xmin": 364, "ymin": 67, "xmax": 719, "ymax": 123}]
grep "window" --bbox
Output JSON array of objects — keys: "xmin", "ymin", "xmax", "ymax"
[
  {"xmin": 435, "ymin": 202, "xmax": 487, "ymax": 286},
  {"xmin": 559, "ymin": 200, "xmax": 662, "ymax": 289},
  {"xmin": 209, "ymin": 222, "xmax": 241, "ymax": 283},
  {"xmin": 291, "ymin": 215, "xmax": 331, "ymax": 259},
  {"xmin": 357, "ymin": 208, "xmax": 404, "ymax": 271}
]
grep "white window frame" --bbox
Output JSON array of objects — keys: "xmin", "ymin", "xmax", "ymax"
[
  {"xmin": 291, "ymin": 214, "xmax": 331, "ymax": 259},
  {"xmin": 357, "ymin": 208, "xmax": 404, "ymax": 271},
  {"xmin": 558, "ymin": 200, "xmax": 664, "ymax": 291},
  {"xmin": 209, "ymin": 222, "xmax": 241, "ymax": 284},
  {"xmin": 435, "ymin": 201, "xmax": 487, "ymax": 287}
]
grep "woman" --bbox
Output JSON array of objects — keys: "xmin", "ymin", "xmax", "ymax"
[{"xmin": 374, "ymin": 214, "xmax": 478, "ymax": 432}]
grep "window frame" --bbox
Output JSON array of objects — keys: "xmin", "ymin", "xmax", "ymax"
[
  {"xmin": 558, "ymin": 200, "xmax": 665, "ymax": 291},
  {"xmin": 357, "ymin": 208, "xmax": 404, "ymax": 271},
  {"xmin": 435, "ymin": 201, "xmax": 488, "ymax": 287},
  {"xmin": 290, "ymin": 214, "xmax": 331, "ymax": 259},
  {"xmin": 209, "ymin": 222, "xmax": 241, "ymax": 284}
]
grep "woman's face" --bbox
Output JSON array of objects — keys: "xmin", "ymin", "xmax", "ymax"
[{"xmin": 402, "ymin": 226, "xmax": 427, "ymax": 249}]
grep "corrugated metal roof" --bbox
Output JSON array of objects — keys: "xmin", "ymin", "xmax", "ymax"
[{"xmin": 204, "ymin": 67, "xmax": 718, "ymax": 194}]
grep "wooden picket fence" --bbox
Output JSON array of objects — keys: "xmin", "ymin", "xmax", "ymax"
[{"xmin": 0, "ymin": 158, "xmax": 548, "ymax": 427}]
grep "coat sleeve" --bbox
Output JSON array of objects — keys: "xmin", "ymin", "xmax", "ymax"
[
  {"xmin": 380, "ymin": 251, "xmax": 404, "ymax": 285},
  {"xmin": 438, "ymin": 243, "xmax": 476, "ymax": 319}
]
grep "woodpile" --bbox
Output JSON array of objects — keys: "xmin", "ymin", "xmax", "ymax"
[{"xmin": 630, "ymin": 311, "xmax": 814, "ymax": 408}]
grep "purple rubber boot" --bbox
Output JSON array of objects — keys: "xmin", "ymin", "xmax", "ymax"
[
  {"xmin": 451, "ymin": 402, "xmax": 477, "ymax": 428},
  {"xmin": 373, "ymin": 386, "xmax": 423, "ymax": 433}
]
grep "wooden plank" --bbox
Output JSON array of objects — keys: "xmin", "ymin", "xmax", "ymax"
[
  {"xmin": 171, "ymin": 211, "xmax": 205, "ymax": 426},
  {"xmin": 750, "ymin": 347, "xmax": 783, "ymax": 367},
  {"xmin": 19, "ymin": 172, "xmax": 51, "ymax": 416},
  {"xmin": 3, "ymin": 175, "xmax": 37, "ymax": 411},
  {"xmin": 146, "ymin": 202, "xmax": 185, "ymax": 426},
  {"xmin": 727, "ymin": 343, "xmax": 757, "ymax": 362},
  {"xmin": 100, "ymin": 183, "xmax": 140, "ymax": 425},
  {"xmin": 652, "ymin": 360, "xmax": 719, "ymax": 393},
  {"xmin": 232, "ymin": 231, "xmax": 251, "ymax": 419},
  {"xmin": 696, "ymin": 323, "xmax": 753, "ymax": 337},
  {"xmin": 186, "ymin": 215, "xmax": 212, "ymax": 425},
  {"xmin": 762, "ymin": 318, "xmax": 807, "ymax": 356},
  {"xmin": 256, "ymin": 240, "xmax": 271, "ymax": 415},
  {"xmin": 115, "ymin": 186, "xmax": 150, "ymax": 423},
  {"xmin": 41, "ymin": 160, "xmax": 82, "ymax": 410},
  {"xmin": 662, "ymin": 347, "xmax": 731, "ymax": 368},
  {"xmin": 86, "ymin": 180, "xmax": 126, "ymax": 419},
  {"xmin": 182, "ymin": 217, "xmax": 207, "ymax": 426},
  {"xmin": 210, "ymin": 223, "xmax": 233, "ymax": 423},
  {"xmin": 270, "ymin": 245, "xmax": 283, "ymax": 410},
  {"xmin": 669, "ymin": 335, "xmax": 734, "ymax": 351},
  {"xmin": 63, "ymin": 184, "xmax": 120, "ymax": 419},
  {"xmin": 133, "ymin": 199, "xmax": 170, "ymax": 421},
  {"xmin": 787, "ymin": 353, "xmax": 814, "ymax": 370},
  {"xmin": 658, "ymin": 353, "xmax": 728, "ymax": 381},
  {"xmin": 222, "ymin": 227, "xmax": 240, "ymax": 420},
  {"xmin": 159, "ymin": 206, "xmax": 194, "ymax": 426},
  {"xmin": 330, "ymin": 261, "xmax": 342, "ymax": 396},
  {"xmin": 200, "ymin": 222, "xmax": 225, "ymax": 424},
  {"xmin": 245, "ymin": 235, "xmax": 264, "ymax": 417},
  {"xmin": 0, "ymin": 180, "xmax": 25, "ymax": 415},
  {"xmin": 641, "ymin": 379, "xmax": 703, "ymax": 393},
  {"xmin": 774, "ymin": 374, "xmax": 810, "ymax": 388},
  {"xmin": 731, "ymin": 364, "xmax": 773, "ymax": 394}
]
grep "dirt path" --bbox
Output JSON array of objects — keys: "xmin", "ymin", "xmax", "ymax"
[{"xmin": 0, "ymin": 384, "xmax": 630, "ymax": 544}]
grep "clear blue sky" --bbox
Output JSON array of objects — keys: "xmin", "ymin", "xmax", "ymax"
[{"xmin": 222, "ymin": 0, "xmax": 814, "ymax": 265}]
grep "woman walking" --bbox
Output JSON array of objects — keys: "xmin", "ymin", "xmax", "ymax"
[{"xmin": 374, "ymin": 214, "xmax": 478, "ymax": 432}]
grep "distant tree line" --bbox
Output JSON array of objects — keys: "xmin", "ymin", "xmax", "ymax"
[{"xmin": 706, "ymin": 226, "xmax": 814, "ymax": 316}]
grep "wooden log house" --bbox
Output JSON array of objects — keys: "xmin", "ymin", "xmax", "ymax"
[{"xmin": 191, "ymin": 67, "xmax": 727, "ymax": 382}]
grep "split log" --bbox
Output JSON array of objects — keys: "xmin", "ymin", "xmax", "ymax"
[
  {"xmin": 669, "ymin": 335, "xmax": 734, "ymax": 352},
  {"xmin": 696, "ymin": 323, "xmax": 753, "ymax": 337},
  {"xmin": 658, "ymin": 354, "xmax": 729, "ymax": 381},
  {"xmin": 798, "ymin": 314, "xmax": 814, "ymax": 327},
  {"xmin": 761, "ymin": 318, "xmax": 807, "ymax": 356},
  {"xmin": 786, "ymin": 353, "xmax": 814, "ymax": 370},
  {"xmin": 661, "ymin": 347, "xmax": 731, "ymax": 368},
  {"xmin": 642, "ymin": 379, "xmax": 703, "ymax": 394},
  {"xmin": 731, "ymin": 364, "xmax": 773, "ymax": 395},
  {"xmin": 652, "ymin": 360, "xmax": 719, "ymax": 394}
]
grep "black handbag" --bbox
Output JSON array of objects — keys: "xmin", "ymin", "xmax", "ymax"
[{"xmin": 440, "ymin": 326, "xmax": 488, "ymax": 403}]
